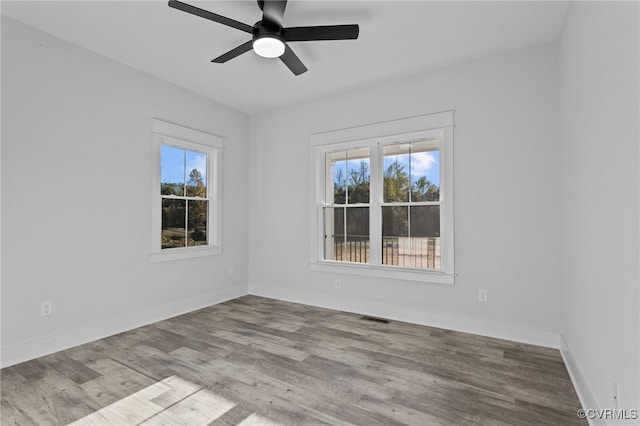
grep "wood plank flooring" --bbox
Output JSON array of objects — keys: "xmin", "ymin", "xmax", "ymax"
[{"xmin": 1, "ymin": 295, "xmax": 586, "ymax": 425}]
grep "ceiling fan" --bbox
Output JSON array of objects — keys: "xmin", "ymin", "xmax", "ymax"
[{"xmin": 168, "ymin": 0, "xmax": 359, "ymax": 76}]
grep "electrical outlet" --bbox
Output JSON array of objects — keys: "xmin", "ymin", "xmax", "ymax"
[
  {"xmin": 228, "ymin": 266, "xmax": 234, "ymax": 277},
  {"xmin": 478, "ymin": 289, "xmax": 488, "ymax": 302},
  {"xmin": 335, "ymin": 279, "xmax": 341, "ymax": 289},
  {"xmin": 41, "ymin": 301, "xmax": 53, "ymax": 316},
  {"xmin": 613, "ymin": 379, "xmax": 620, "ymax": 409}
]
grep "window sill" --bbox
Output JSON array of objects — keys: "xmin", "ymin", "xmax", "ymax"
[
  {"xmin": 150, "ymin": 245, "xmax": 222, "ymax": 263},
  {"xmin": 310, "ymin": 261, "xmax": 455, "ymax": 285}
]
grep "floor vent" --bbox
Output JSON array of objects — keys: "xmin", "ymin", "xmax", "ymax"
[{"xmin": 361, "ymin": 316, "xmax": 391, "ymax": 324}]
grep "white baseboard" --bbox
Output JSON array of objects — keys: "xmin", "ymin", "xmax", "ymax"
[
  {"xmin": 0, "ymin": 286, "xmax": 247, "ymax": 368},
  {"xmin": 560, "ymin": 333, "xmax": 602, "ymax": 426},
  {"xmin": 248, "ymin": 285, "xmax": 561, "ymax": 349}
]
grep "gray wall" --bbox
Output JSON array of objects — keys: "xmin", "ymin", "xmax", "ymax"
[
  {"xmin": 248, "ymin": 42, "xmax": 563, "ymax": 342},
  {"xmin": 3, "ymin": 3, "xmax": 639, "ymax": 416},
  {"xmin": 1, "ymin": 17, "xmax": 250, "ymax": 365},
  {"xmin": 560, "ymin": 1, "xmax": 640, "ymax": 415}
]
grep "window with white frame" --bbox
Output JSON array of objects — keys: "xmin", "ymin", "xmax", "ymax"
[
  {"xmin": 151, "ymin": 119, "xmax": 223, "ymax": 262},
  {"xmin": 310, "ymin": 112, "xmax": 454, "ymax": 284}
]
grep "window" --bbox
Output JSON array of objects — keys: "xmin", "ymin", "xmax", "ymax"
[
  {"xmin": 151, "ymin": 119, "xmax": 223, "ymax": 262},
  {"xmin": 160, "ymin": 145, "xmax": 208, "ymax": 249},
  {"xmin": 310, "ymin": 112, "xmax": 454, "ymax": 284}
]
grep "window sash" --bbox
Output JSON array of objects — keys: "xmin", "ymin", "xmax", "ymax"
[
  {"xmin": 322, "ymin": 205, "xmax": 371, "ymax": 265},
  {"xmin": 380, "ymin": 201, "xmax": 440, "ymax": 207},
  {"xmin": 161, "ymin": 195, "xmax": 211, "ymax": 201}
]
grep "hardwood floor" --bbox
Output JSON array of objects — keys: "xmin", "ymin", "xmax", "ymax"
[{"xmin": 1, "ymin": 295, "xmax": 586, "ymax": 425}]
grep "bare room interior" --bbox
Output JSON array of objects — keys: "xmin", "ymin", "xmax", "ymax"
[{"xmin": 1, "ymin": 1, "xmax": 639, "ymax": 425}]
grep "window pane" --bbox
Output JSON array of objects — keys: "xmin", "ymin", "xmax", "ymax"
[
  {"xmin": 186, "ymin": 150, "xmax": 207, "ymax": 197},
  {"xmin": 345, "ymin": 207, "xmax": 369, "ymax": 263},
  {"xmin": 323, "ymin": 207, "xmax": 369, "ymax": 263},
  {"xmin": 327, "ymin": 148, "xmax": 370, "ymax": 205},
  {"xmin": 411, "ymin": 141, "xmax": 440, "ymax": 202},
  {"xmin": 187, "ymin": 200, "xmax": 207, "ymax": 246},
  {"xmin": 161, "ymin": 145, "xmax": 185, "ymax": 196},
  {"xmin": 410, "ymin": 205, "xmax": 441, "ymax": 269},
  {"xmin": 347, "ymin": 148, "xmax": 370, "ymax": 204},
  {"xmin": 326, "ymin": 151, "xmax": 346, "ymax": 204},
  {"xmin": 383, "ymin": 145, "xmax": 410, "ymax": 202},
  {"xmin": 382, "ymin": 206, "xmax": 408, "ymax": 266},
  {"xmin": 162, "ymin": 199, "xmax": 186, "ymax": 249},
  {"xmin": 323, "ymin": 206, "xmax": 345, "ymax": 261}
]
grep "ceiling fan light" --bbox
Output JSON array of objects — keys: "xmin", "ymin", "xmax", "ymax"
[{"xmin": 253, "ymin": 36, "xmax": 285, "ymax": 58}]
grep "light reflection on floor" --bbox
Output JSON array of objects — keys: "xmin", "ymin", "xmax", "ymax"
[
  {"xmin": 237, "ymin": 413, "xmax": 281, "ymax": 426},
  {"xmin": 67, "ymin": 375, "xmax": 279, "ymax": 426}
]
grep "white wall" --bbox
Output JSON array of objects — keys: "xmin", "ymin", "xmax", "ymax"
[
  {"xmin": 249, "ymin": 42, "xmax": 563, "ymax": 345},
  {"xmin": 559, "ymin": 1, "xmax": 640, "ymax": 421},
  {"xmin": 1, "ymin": 17, "xmax": 250, "ymax": 367}
]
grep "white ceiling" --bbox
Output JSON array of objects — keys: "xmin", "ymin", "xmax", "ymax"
[{"xmin": 2, "ymin": 1, "xmax": 570, "ymax": 114}]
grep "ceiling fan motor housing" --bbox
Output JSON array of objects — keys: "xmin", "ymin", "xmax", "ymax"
[{"xmin": 253, "ymin": 21, "xmax": 284, "ymax": 42}]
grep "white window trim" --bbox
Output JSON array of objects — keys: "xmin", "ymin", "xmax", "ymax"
[
  {"xmin": 150, "ymin": 119, "xmax": 224, "ymax": 263},
  {"xmin": 309, "ymin": 111, "xmax": 455, "ymax": 284}
]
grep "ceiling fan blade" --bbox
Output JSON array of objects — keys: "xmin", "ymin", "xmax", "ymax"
[
  {"xmin": 211, "ymin": 41, "xmax": 254, "ymax": 63},
  {"xmin": 168, "ymin": 0, "xmax": 253, "ymax": 34},
  {"xmin": 261, "ymin": 0, "xmax": 288, "ymax": 28},
  {"xmin": 280, "ymin": 44, "xmax": 307, "ymax": 76},
  {"xmin": 283, "ymin": 25, "xmax": 359, "ymax": 42}
]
